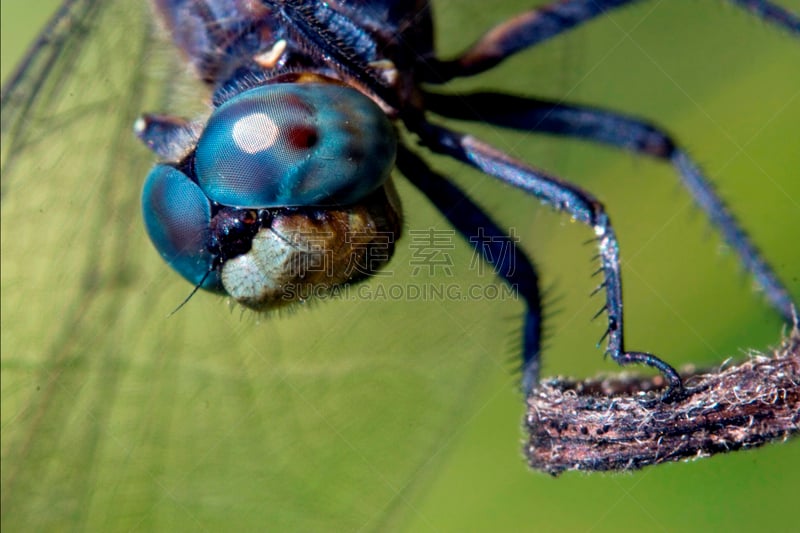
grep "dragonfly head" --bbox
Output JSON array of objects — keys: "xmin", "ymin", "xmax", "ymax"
[{"xmin": 140, "ymin": 82, "xmax": 401, "ymax": 310}]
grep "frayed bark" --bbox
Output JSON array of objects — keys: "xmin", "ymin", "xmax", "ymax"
[{"xmin": 526, "ymin": 329, "xmax": 799, "ymax": 475}]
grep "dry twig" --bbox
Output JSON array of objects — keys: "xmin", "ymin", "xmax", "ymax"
[{"xmin": 525, "ymin": 328, "xmax": 799, "ymax": 475}]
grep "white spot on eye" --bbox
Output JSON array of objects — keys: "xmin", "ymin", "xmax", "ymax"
[{"xmin": 232, "ymin": 113, "xmax": 279, "ymax": 154}]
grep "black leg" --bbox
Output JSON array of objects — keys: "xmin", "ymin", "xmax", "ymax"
[
  {"xmin": 729, "ymin": 0, "xmax": 800, "ymax": 32},
  {"xmin": 421, "ymin": 0, "xmax": 798, "ymax": 83},
  {"xmin": 396, "ymin": 143, "xmax": 544, "ymax": 393},
  {"xmin": 424, "ymin": 91, "xmax": 797, "ymax": 323},
  {"xmin": 421, "ymin": 0, "xmax": 638, "ymax": 83},
  {"xmin": 408, "ymin": 116, "xmax": 683, "ymax": 398}
]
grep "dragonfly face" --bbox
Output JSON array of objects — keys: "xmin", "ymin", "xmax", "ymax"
[
  {"xmin": 138, "ymin": 1, "xmax": 432, "ymax": 310},
  {"xmin": 139, "ymin": 82, "xmax": 399, "ymax": 308},
  {"xmin": 2, "ymin": 1, "xmax": 798, "ymax": 530}
]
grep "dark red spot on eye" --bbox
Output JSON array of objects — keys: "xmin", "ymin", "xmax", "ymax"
[{"xmin": 286, "ymin": 125, "xmax": 318, "ymax": 150}]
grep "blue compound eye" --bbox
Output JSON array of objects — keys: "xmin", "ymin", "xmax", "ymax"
[
  {"xmin": 194, "ymin": 83, "xmax": 396, "ymax": 208},
  {"xmin": 141, "ymin": 164, "xmax": 222, "ymax": 291}
]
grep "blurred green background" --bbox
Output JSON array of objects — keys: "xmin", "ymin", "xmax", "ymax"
[{"xmin": 2, "ymin": 1, "xmax": 798, "ymax": 531}]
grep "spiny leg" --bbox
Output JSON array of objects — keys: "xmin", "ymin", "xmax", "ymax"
[
  {"xmin": 408, "ymin": 116, "xmax": 683, "ymax": 398},
  {"xmin": 424, "ymin": 92, "xmax": 797, "ymax": 322},
  {"xmin": 396, "ymin": 143, "xmax": 544, "ymax": 394},
  {"xmin": 422, "ymin": 0, "xmax": 798, "ymax": 83}
]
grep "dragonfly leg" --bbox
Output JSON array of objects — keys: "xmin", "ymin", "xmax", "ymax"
[
  {"xmin": 396, "ymin": 143, "xmax": 544, "ymax": 394},
  {"xmin": 424, "ymin": 91, "xmax": 798, "ymax": 322},
  {"xmin": 728, "ymin": 0, "xmax": 800, "ymax": 33},
  {"xmin": 409, "ymin": 117, "xmax": 684, "ymax": 399},
  {"xmin": 421, "ymin": 0, "xmax": 638, "ymax": 83},
  {"xmin": 421, "ymin": 0, "xmax": 797, "ymax": 84}
]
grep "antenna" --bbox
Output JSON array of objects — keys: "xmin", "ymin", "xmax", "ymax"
[{"xmin": 168, "ymin": 269, "xmax": 213, "ymax": 317}]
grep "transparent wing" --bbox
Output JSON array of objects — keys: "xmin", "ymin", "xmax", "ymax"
[
  {"xmin": 1, "ymin": 2, "xmax": 506, "ymax": 530},
  {"xmin": 2, "ymin": 1, "xmax": 798, "ymax": 532}
]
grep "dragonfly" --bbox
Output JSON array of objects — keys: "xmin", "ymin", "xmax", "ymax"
[
  {"xmin": 2, "ymin": 1, "xmax": 798, "ymax": 530},
  {"xmin": 133, "ymin": 0, "xmax": 797, "ymax": 397}
]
